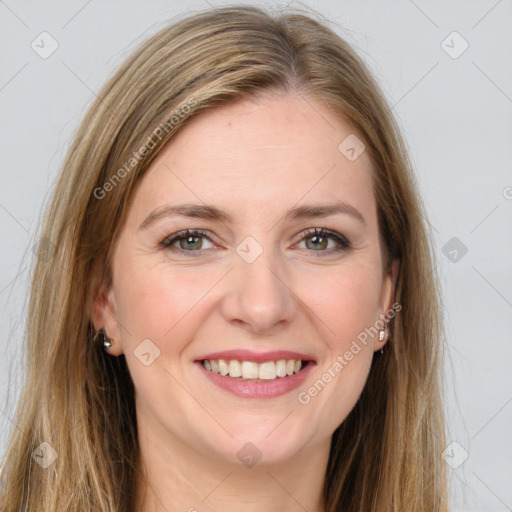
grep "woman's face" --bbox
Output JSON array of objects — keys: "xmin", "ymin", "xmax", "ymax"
[{"xmin": 97, "ymin": 91, "xmax": 397, "ymax": 466}]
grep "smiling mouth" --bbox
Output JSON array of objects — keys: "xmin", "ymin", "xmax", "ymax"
[{"xmin": 201, "ymin": 358, "xmax": 309, "ymax": 381}]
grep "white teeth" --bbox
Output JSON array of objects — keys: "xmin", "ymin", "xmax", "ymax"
[
  {"xmin": 275, "ymin": 359, "xmax": 287, "ymax": 378},
  {"xmin": 202, "ymin": 358, "xmax": 305, "ymax": 380},
  {"xmin": 228, "ymin": 360, "xmax": 242, "ymax": 377},
  {"xmin": 259, "ymin": 361, "xmax": 276, "ymax": 380},
  {"xmin": 241, "ymin": 361, "xmax": 259, "ymax": 379},
  {"xmin": 218, "ymin": 359, "xmax": 229, "ymax": 376}
]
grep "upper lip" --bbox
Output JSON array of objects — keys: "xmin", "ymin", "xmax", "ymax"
[{"xmin": 195, "ymin": 349, "xmax": 316, "ymax": 364}]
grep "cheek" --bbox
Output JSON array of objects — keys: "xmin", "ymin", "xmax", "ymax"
[
  {"xmin": 112, "ymin": 258, "xmax": 220, "ymax": 348},
  {"xmin": 293, "ymin": 261, "xmax": 380, "ymax": 430},
  {"xmin": 111, "ymin": 262, "xmax": 216, "ymax": 406},
  {"xmin": 299, "ymin": 260, "xmax": 382, "ymax": 349},
  {"xmin": 114, "ymin": 250, "xmax": 382, "ymax": 359}
]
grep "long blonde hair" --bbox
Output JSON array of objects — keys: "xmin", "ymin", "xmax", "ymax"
[{"xmin": 0, "ymin": 5, "xmax": 448, "ymax": 511}]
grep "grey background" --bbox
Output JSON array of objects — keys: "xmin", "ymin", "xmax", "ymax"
[{"xmin": 1, "ymin": 1, "xmax": 511, "ymax": 510}]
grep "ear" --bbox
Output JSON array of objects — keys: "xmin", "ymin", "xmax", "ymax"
[
  {"xmin": 381, "ymin": 258, "xmax": 400, "ymax": 311},
  {"xmin": 374, "ymin": 258, "xmax": 400, "ymax": 351},
  {"xmin": 90, "ymin": 267, "xmax": 123, "ymax": 357}
]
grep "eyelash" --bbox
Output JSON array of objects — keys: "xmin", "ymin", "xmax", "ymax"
[{"xmin": 160, "ymin": 228, "xmax": 351, "ymax": 257}]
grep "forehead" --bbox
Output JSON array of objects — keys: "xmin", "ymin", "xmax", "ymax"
[{"xmin": 129, "ymin": 92, "xmax": 376, "ymax": 226}]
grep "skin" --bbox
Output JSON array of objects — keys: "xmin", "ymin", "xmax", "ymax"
[{"xmin": 93, "ymin": 90, "xmax": 399, "ymax": 512}]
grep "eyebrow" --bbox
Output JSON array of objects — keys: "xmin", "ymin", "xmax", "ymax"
[{"xmin": 138, "ymin": 201, "xmax": 367, "ymax": 230}]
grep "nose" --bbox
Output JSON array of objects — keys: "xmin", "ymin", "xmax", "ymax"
[{"xmin": 220, "ymin": 246, "xmax": 297, "ymax": 335}]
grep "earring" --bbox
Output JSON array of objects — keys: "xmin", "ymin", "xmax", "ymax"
[
  {"xmin": 94, "ymin": 329, "xmax": 113, "ymax": 352},
  {"xmin": 378, "ymin": 324, "xmax": 389, "ymax": 354}
]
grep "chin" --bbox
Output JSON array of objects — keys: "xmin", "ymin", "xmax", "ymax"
[{"xmin": 210, "ymin": 423, "xmax": 313, "ymax": 468}]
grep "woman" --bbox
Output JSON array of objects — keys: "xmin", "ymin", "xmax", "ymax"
[{"xmin": 0, "ymin": 5, "xmax": 448, "ymax": 511}]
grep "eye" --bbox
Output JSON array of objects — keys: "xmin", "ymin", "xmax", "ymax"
[
  {"xmin": 160, "ymin": 227, "xmax": 351, "ymax": 257},
  {"xmin": 161, "ymin": 229, "xmax": 215, "ymax": 254},
  {"xmin": 296, "ymin": 228, "xmax": 351, "ymax": 255}
]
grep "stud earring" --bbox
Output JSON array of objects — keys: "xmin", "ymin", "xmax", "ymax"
[
  {"xmin": 378, "ymin": 324, "xmax": 389, "ymax": 354},
  {"xmin": 94, "ymin": 329, "xmax": 113, "ymax": 352}
]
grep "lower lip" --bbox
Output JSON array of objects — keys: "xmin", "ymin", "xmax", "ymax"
[{"xmin": 195, "ymin": 361, "xmax": 315, "ymax": 399}]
